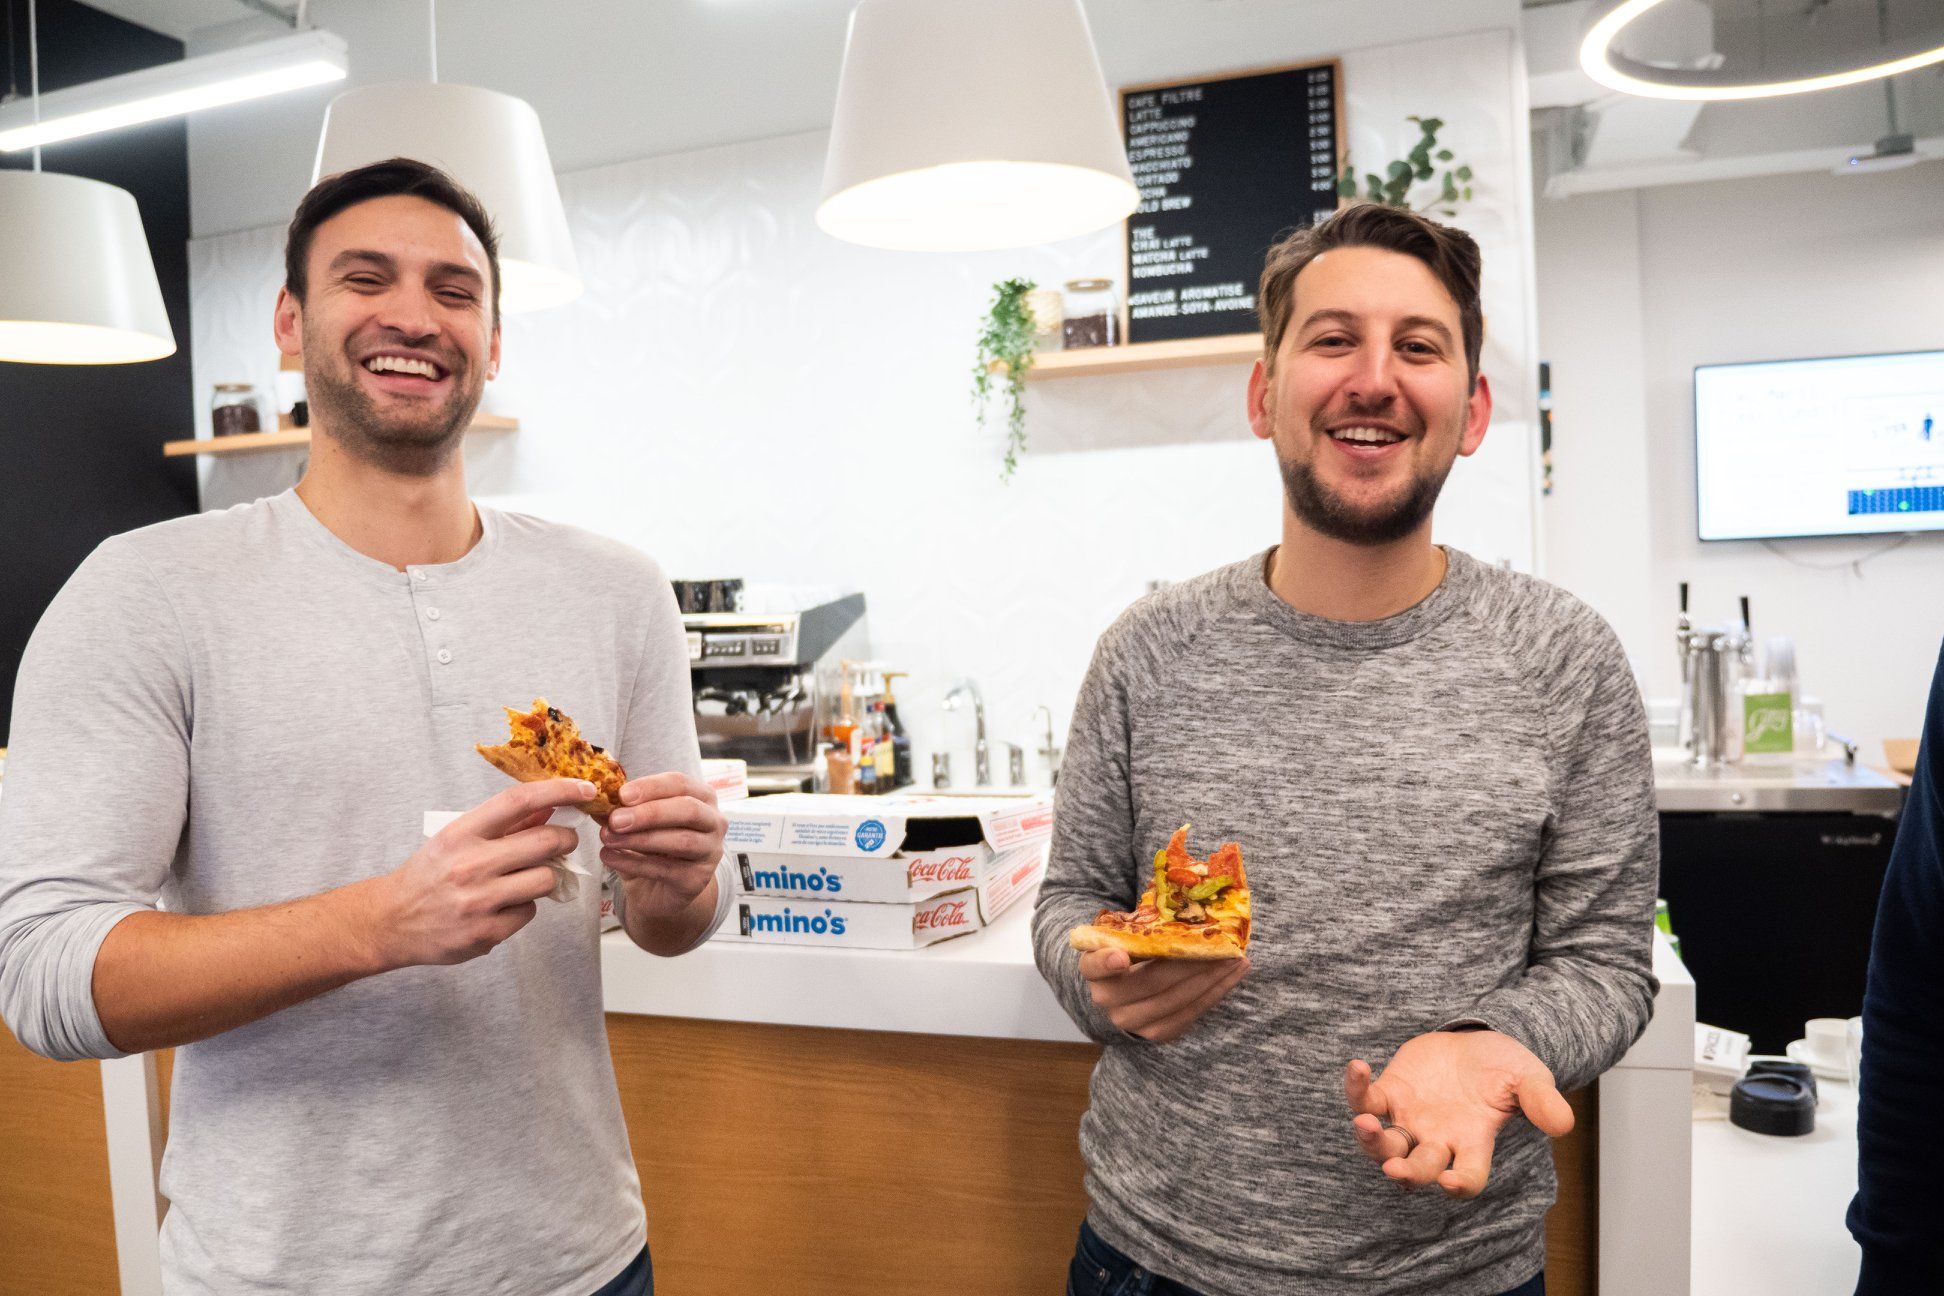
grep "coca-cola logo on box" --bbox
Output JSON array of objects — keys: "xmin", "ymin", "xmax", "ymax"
[
  {"xmin": 907, "ymin": 854, "xmax": 977, "ymax": 885},
  {"xmin": 915, "ymin": 899, "xmax": 972, "ymax": 932}
]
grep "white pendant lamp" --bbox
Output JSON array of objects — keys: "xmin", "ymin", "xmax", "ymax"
[
  {"xmin": 817, "ymin": 0, "xmax": 1138, "ymax": 252},
  {"xmin": 314, "ymin": 82, "xmax": 582, "ymax": 313},
  {"xmin": 0, "ymin": 2, "xmax": 175, "ymax": 365},
  {"xmin": 311, "ymin": 1, "xmax": 579, "ymax": 314}
]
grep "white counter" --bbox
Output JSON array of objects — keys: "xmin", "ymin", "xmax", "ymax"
[
  {"xmin": 1602, "ymin": 933, "xmax": 1697, "ymax": 1296},
  {"xmin": 600, "ymin": 897, "xmax": 1087, "ymax": 1044},
  {"xmin": 1692, "ymin": 1077, "xmax": 1861, "ymax": 1293}
]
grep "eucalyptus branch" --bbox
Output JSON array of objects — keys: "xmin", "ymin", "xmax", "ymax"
[{"xmin": 1337, "ymin": 115, "xmax": 1475, "ymax": 217}]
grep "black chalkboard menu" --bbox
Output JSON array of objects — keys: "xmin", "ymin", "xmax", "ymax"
[{"xmin": 1120, "ymin": 61, "xmax": 1344, "ymax": 344}]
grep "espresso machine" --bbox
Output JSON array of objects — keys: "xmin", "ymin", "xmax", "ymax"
[{"xmin": 682, "ymin": 589, "xmax": 868, "ymax": 795}]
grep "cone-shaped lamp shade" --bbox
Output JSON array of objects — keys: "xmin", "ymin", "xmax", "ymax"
[
  {"xmin": 314, "ymin": 82, "xmax": 582, "ymax": 313},
  {"xmin": 0, "ymin": 170, "xmax": 175, "ymax": 364},
  {"xmin": 817, "ymin": 0, "xmax": 1138, "ymax": 251}
]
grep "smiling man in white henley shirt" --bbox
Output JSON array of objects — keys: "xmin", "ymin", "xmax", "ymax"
[{"xmin": 0, "ymin": 159, "xmax": 731, "ymax": 1296}]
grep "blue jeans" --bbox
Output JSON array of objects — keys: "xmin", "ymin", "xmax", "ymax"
[
  {"xmin": 590, "ymin": 1245, "xmax": 652, "ymax": 1296},
  {"xmin": 1065, "ymin": 1220, "xmax": 1545, "ymax": 1296}
]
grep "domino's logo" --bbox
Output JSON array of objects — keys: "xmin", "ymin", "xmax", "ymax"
[{"xmin": 854, "ymin": 819, "xmax": 888, "ymax": 853}]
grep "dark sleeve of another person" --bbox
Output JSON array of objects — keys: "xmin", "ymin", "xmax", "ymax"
[{"xmin": 1848, "ymin": 637, "xmax": 1944, "ymax": 1293}]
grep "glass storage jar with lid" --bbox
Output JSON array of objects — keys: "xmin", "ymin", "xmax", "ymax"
[
  {"xmin": 1061, "ymin": 278, "xmax": 1119, "ymax": 349},
  {"xmin": 210, "ymin": 383, "xmax": 262, "ymax": 438}
]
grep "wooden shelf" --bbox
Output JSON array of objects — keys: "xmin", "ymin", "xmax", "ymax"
[
  {"xmin": 164, "ymin": 413, "xmax": 519, "ymax": 458},
  {"xmin": 998, "ymin": 333, "xmax": 1264, "ymax": 381}
]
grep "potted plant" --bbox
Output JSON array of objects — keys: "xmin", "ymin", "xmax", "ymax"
[{"xmin": 970, "ymin": 277, "xmax": 1039, "ymax": 481}]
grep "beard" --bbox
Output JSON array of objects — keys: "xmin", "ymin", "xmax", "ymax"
[
  {"xmin": 1275, "ymin": 408, "xmax": 1458, "ymax": 546},
  {"xmin": 304, "ymin": 330, "xmax": 483, "ymax": 477}
]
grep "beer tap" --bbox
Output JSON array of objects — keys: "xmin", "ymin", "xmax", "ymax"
[{"xmin": 1676, "ymin": 581, "xmax": 1695, "ymax": 752}]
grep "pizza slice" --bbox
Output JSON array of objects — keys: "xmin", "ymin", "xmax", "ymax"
[
  {"xmin": 1068, "ymin": 824, "xmax": 1251, "ymax": 960},
  {"xmin": 475, "ymin": 698, "xmax": 629, "ymax": 820}
]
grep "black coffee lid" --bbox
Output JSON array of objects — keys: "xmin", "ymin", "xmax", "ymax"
[
  {"xmin": 1747, "ymin": 1058, "xmax": 1818, "ymax": 1103},
  {"xmin": 1730, "ymin": 1073, "xmax": 1817, "ymax": 1137}
]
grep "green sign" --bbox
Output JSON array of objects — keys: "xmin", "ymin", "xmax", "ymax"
[{"xmin": 1744, "ymin": 692, "xmax": 1794, "ymax": 754}]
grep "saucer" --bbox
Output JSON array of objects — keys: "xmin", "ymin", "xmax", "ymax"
[{"xmin": 1786, "ymin": 1039, "xmax": 1849, "ymax": 1081}]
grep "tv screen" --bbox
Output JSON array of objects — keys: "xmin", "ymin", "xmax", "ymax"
[{"xmin": 1694, "ymin": 349, "xmax": 1944, "ymax": 541}]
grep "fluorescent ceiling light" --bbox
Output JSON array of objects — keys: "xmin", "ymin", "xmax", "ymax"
[
  {"xmin": 0, "ymin": 29, "xmax": 347, "ymax": 152},
  {"xmin": 1581, "ymin": 0, "xmax": 1944, "ymax": 101}
]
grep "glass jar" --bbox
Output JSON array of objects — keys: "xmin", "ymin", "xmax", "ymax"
[
  {"xmin": 1061, "ymin": 278, "xmax": 1119, "ymax": 349},
  {"xmin": 210, "ymin": 383, "xmax": 262, "ymax": 438},
  {"xmin": 1024, "ymin": 287, "xmax": 1065, "ymax": 353}
]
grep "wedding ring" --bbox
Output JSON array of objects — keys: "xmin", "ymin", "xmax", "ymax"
[{"xmin": 1389, "ymin": 1123, "xmax": 1419, "ymax": 1155}]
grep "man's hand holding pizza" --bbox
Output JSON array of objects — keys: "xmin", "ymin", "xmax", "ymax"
[
  {"xmin": 1343, "ymin": 1029, "xmax": 1576, "ymax": 1200},
  {"xmin": 598, "ymin": 771, "xmax": 728, "ymax": 929},
  {"xmin": 1078, "ymin": 949, "xmax": 1251, "ymax": 1043},
  {"xmin": 371, "ymin": 778, "xmax": 596, "ymax": 969}
]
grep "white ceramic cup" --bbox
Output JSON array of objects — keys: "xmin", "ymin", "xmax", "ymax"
[
  {"xmin": 1846, "ymin": 1016, "xmax": 1864, "ymax": 1089},
  {"xmin": 1805, "ymin": 1017, "xmax": 1849, "ymax": 1069}
]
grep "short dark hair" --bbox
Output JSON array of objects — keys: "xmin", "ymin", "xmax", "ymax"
[
  {"xmin": 1258, "ymin": 203, "xmax": 1484, "ymax": 388},
  {"xmin": 284, "ymin": 157, "xmax": 502, "ymax": 326}
]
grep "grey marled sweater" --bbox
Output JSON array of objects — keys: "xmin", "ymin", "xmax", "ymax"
[{"xmin": 1032, "ymin": 546, "xmax": 1659, "ymax": 1296}]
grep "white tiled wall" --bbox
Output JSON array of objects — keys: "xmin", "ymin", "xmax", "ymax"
[{"xmin": 190, "ymin": 29, "xmax": 1539, "ymax": 774}]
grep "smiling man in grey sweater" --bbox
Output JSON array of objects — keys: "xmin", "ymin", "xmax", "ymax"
[
  {"xmin": 1033, "ymin": 205, "xmax": 1658, "ymax": 1296},
  {"xmin": 0, "ymin": 161, "xmax": 730, "ymax": 1295}
]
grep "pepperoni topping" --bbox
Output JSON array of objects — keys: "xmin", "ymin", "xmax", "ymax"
[{"xmin": 1205, "ymin": 842, "xmax": 1244, "ymax": 881}]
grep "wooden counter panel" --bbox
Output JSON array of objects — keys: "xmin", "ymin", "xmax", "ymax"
[
  {"xmin": 609, "ymin": 1015, "xmax": 1596, "ymax": 1296},
  {"xmin": 1, "ymin": 1017, "xmax": 1596, "ymax": 1296},
  {"xmin": 609, "ymin": 1014, "xmax": 1101, "ymax": 1295},
  {"xmin": 1551, "ymin": 1085, "xmax": 1598, "ymax": 1296},
  {"xmin": 0, "ymin": 1027, "xmax": 120, "ymax": 1296}
]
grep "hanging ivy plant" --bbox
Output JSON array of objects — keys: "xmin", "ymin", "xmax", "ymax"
[
  {"xmin": 970, "ymin": 277, "xmax": 1038, "ymax": 482},
  {"xmin": 1337, "ymin": 115, "xmax": 1475, "ymax": 216}
]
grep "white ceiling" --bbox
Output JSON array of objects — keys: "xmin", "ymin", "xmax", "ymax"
[
  {"xmin": 161, "ymin": 0, "xmax": 1523, "ymax": 236},
  {"xmin": 76, "ymin": 0, "xmax": 1943, "ymax": 233}
]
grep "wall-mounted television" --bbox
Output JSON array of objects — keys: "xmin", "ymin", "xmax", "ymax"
[{"xmin": 1695, "ymin": 349, "xmax": 1944, "ymax": 541}]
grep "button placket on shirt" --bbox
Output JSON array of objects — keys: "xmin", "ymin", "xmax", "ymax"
[{"xmin": 407, "ymin": 570, "xmax": 456, "ymax": 693}]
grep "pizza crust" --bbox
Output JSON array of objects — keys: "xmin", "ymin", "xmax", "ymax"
[{"xmin": 1068, "ymin": 922, "xmax": 1246, "ymax": 960}]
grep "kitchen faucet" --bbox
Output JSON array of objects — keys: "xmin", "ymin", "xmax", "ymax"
[
  {"xmin": 1030, "ymin": 704, "xmax": 1062, "ymax": 785},
  {"xmin": 943, "ymin": 679, "xmax": 989, "ymax": 785}
]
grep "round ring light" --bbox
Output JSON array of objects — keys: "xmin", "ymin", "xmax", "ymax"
[{"xmin": 1581, "ymin": 0, "xmax": 1944, "ymax": 101}]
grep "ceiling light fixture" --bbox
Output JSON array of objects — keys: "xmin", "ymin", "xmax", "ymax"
[
  {"xmin": 0, "ymin": 28, "xmax": 346, "ymax": 153},
  {"xmin": 311, "ymin": 0, "xmax": 581, "ymax": 313},
  {"xmin": 0, "ymin": 0, "xmax": 175, "ymax": 365},
  {"xmin": 1580, "ymin": 0, "xmax": 1944, "ymax": 101},
  {"xmin": 1837, "ymin": 1, "xmax": 1923, "ymax": 174},
  {"xmin": 817, "ymin": 0, "xmax": 1138, "ymax": 252}
]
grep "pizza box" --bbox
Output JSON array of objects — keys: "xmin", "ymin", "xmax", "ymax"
[
  {"xmin": 711, "ymin": 841, "xmax": 1047, "ymax": 950},
  {"xmin": 733, "ymin": 837, "xmax": 1045, "ymax": 903},
  {"xmin": 598, "ymin": 759, "xmax": 751, "ymax": 930},
  {"xmin": 699, "ymin": 758, "xmax": 749, "ymax": 803},
  {"xmin": 719, "ymin": 790, "xmax": 1052, "ymax": 860}
]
